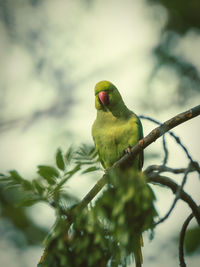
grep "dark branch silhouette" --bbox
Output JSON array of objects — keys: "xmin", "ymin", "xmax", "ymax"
[
  {"xmin": 148, "ymin": 174, "xmax": 200, "ymax": 225},
  {"xmin": 153, "ymin": 164, "xmax": 192, "ymax": 226},
  {"xmin": 179, "ymin": 212, "xmax": 195, "ymax": 267}
]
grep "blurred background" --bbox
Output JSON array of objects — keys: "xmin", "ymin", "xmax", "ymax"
[{"xmin": 0, "ymin": 0, "xmax": 200, "ymax": 266}]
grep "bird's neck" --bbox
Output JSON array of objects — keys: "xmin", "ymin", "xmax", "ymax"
[{"xmin": 97, "ymin": 102, "xmax": 131, "ymax": 121}]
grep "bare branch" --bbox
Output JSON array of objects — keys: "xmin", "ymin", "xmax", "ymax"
[
  {"xmin": 148, "ymin": 174, "xmax": 200, "ymax": 225},
  {"xmin": 139, "ymin": 115, "xmax": 194, "ymax": 162},
  {"xmin": 144, "ymin": 164, "xmax": 200, "ymax": 175},
  {"xmin": 179, "ymin": 212, "xmax": 194, "ymax": 267},
  {"xmin": 152, "ymin": 165, "xmax": 191, "ymax": 226},
  {"xmin": 162, "ymin": 135, "xmax": 169, "ymax": 165},
  {"xmin": 144, "ymin": 161, "xmax": 200, "ymax": 226}
]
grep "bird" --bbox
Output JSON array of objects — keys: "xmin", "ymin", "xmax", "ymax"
[{"xmin": 92, "ymin": 80, "xmax": 144, "ymax": 267}]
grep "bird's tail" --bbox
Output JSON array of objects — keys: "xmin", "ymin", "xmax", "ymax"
[{"xmin": 134, "ymin": 235, "xmax": 143, "ymax": 267}]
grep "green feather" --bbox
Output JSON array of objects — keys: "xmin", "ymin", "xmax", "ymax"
[{"xmin": 92, "ymin": 80, "xmax": 143, "ymax": 170}]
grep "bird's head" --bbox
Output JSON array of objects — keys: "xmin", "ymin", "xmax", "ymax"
[{"xmin": 94, "ymin": 80, "xmax": 123, "ymax": 110}]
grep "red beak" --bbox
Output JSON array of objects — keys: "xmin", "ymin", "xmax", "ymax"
[{"xmin": 98, "ymin": 91, "xmax": 109, "ymax": 106}]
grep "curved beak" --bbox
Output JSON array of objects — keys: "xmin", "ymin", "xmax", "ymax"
[{"xmin": 98, "ymin": 91, "xmax": 109, "ymax": 106}]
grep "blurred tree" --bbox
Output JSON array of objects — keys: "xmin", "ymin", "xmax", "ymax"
[
  {"xmin": 148, "ymin": 0, "xmax": 200, "ymax": 33},
  {"xmin": 146, "ymin": 0, "xmax": 200, "ymax": 106},
  {"xmin": 0, "ymin": 184, "xmax": 47, "ymax": 247},
  {"xmin": 0, "ymin": 0, "xmax": 76, "ymax": 132}
]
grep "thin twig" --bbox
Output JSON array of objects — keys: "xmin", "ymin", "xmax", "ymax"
[
  {"xmin": 179, "ymin": 213, "xmax": 194, "ymax": 267},
  {"xmin": 162, "ymin": 135, "xmax": 169, "ymax": 165},
  {"xmin": 154, "ymin": 165, "xmax": 191, "ymax": 226},
  {"xmin": 144, "ymin": 163, "xmax": 200, "ymax": 175},
  {"xmin": 148, "ymin": 174, "xmax": 200, "ymax": 225},
  {"xmin": 139, "ymin": 115, "xmax": 194, "ymax": 162}
]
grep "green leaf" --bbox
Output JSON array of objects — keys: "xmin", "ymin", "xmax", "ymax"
[
  {"xmin": 65, "ymin": 146, "xmax": 74, "ymax": 164},
  {"xmin": 9, "ymin": 170, "xmax": 23, "ymax": 182},
  {"xmin": 82, "ymin": 166, "xmax": 100, "ymax": 174},
  {"xmin": 4, "ymin": 181, "xmax": 19, "ymax": 190},
  {"xmin": 0, "ymin": 177, "xmax": 11, "ymax": 182},
  {"xmin": 56, "ymin": 148, "xmax": 65, "ymax": 171},
  {"xmin": 37, "ymin": 165, "xmax": 59, "ymax": 185},
  {"xmin": 32, "ymin": 179, "xmax": 45, "ymax": 194},
  {"xmin": 185, "ymin": 226, "xmax": 200, "ymax": 254},
  {"xmin": 22, "ymin": 180, "xmax": 33, "ymax": 191},
  {"xmin": 8, "ymin": 170, "xmax": 33, "ymax": 191},
  {"xmin": 18, "ymin": 195, "xmax": 44, "ymax": 207},
  {"xmin": 75, "ymin": 160, "xmax": 99, "ymax": 166},
  {"xmin": 75, "ymin": 144, "xmax": 97, "ymax": 161}
]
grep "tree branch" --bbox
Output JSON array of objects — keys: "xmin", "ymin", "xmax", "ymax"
[
  {"xmin": 144, "ymin": 163, "xmax": 200, "ymax": 175},
  {"xmin": 162, "ymin": 135, "xmax": 169, "ymax": 165},
  {"xmin": 148, "ymin": 174, "xmax": 200, "ymax": 225},
  {"xmin": 179, "ymin": 212, "xmax": 194, "ymax": 267},
  {"xmin": 68, "ymin": 105, "xmax": 200, "ymax": 217},
  {"xmin": 139, "ymin": 115, "xmax": 194, "ymax": 162},
  {"xmin": 116, "ymin": 105, "xmax": 200, "ymax": 168},
  {"xmin": 150, "ymin": 163, "xmax": 195, "ymax": 226}
]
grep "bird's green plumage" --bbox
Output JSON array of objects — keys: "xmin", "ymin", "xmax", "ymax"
[
  {"xmin": 92, "ymin": 80, "xmax": 143, "ymax": 170},
  {"xmin": 92, "ymin": 81, "xmax": 144, "ymax": 266}
]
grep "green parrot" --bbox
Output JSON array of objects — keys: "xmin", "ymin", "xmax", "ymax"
[
  {"xmin": 92, "ymin": 80, "xmax": 143, "ymax": 170},
  {"xmin": 92, "ymin": 81, "xmax": 144, "ymax": 267}
]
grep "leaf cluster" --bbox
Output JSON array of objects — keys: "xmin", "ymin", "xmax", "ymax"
[
  {"xmin": 184, "ymin": 225, "xmax": 200, "ymax": 254},
  {"xmin": 0, "ymin": 145, "xmax": 100, "ymax": 212},
  {"xmin": 40, "ymin": 167, "xmax": 157, "ymax": 267},
  {"xmin": 94, "ymin": 169, "xmax": 157, "ymax": 258},
  {"xmin": 0, "ymin": 144, "xmax": 157, "ymax": 267}
]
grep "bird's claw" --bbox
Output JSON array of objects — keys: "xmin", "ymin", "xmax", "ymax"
[{"xmin": 124, "ymin": 146, "xmax": 132, "ymax": 155}]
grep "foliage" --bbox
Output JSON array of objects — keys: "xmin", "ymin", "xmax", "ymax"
[
  {"xmin": 0, "ymin": 184, "xmax": 47, "ymax": 247},
  {"xmin": 185, "ymin": 226, "xmax": 200, "ymax": 254},
  {"xmin": 0, "ymin": 144, "xmax": 156, "ymax": 267},
  {"xmin": 94, "ymin": 169, "xmax": 157, "ymax": 260},
  {"xmin": 148, "ymin": 0, "xmax": 200, "ymax": 34},
  {"xmin": 146, "ymin": 0, "xmax": 200, "ymax": 107},
  {"xmin": 0, "ymin": 145, "xmax": 99, "ymax": 249},
  {"xmin": 0, "ymin": 146, "xmax": 100, "ymax": 210}
]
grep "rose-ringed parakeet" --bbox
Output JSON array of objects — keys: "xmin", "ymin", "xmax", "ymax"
[{"xmin": 92, "ymin": 81, "xmax": 145, "ymax": 267}]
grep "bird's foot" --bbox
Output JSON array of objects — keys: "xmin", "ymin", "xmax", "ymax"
[{"xmin": 124, "ymin": 146, "xmax": 132, "ymax": 155}]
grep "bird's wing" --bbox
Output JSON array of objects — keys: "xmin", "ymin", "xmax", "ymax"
[{"xmin": 137, "ymin": 117, "xmax": 144, "ymax": 170}]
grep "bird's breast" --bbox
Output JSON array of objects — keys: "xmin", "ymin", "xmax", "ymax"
[{"xmin": 93, "ymin": 117, "xmax": 139, "ymax": 168}]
